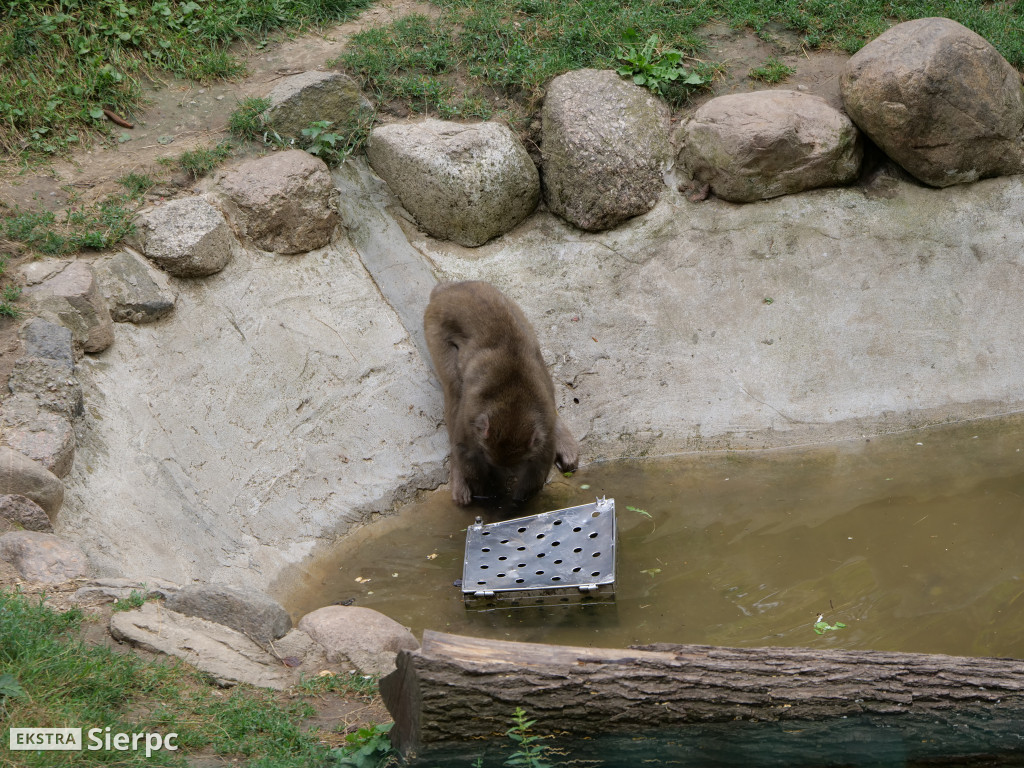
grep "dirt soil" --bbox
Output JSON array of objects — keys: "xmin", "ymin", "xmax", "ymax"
[{"xmin": 0, "ymin": 1, "xmax": 849, "ymax": 759}]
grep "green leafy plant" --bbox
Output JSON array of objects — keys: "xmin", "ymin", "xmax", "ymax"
[
  {"xmin": 0, "ymin": 671, "xmax": 25, "ymax": 700},
  {"xmin": 616, "ymin": 31, "xmax": 706, "ymax": 98},
  {"xmin": 749, "ymin": 56, "xmax": 796, "ymax": 83},
  {"xmin": 627, "ymin": 505, "xmax": 651, "ymax": 519},
  {"xmin": 504, "ymin": 707, "xmax": 552, "ymax": 768},
  {"xmin": 813, "ymin": 615, "xmax": 847, "ymax": 634},
  {"xmin": 301, "ymin": 109, "xmax": 375, "ymax": 166},
  {"xmin": 111, "ymin": 589, "xmax": 148, "ymax": 613},
  {"xmin": 330, "ymin": 721, "xmax": 395, "ymax": 768}
]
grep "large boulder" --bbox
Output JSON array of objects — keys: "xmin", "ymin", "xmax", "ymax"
[
  {"xmin": 298, "ymin": 605, "xmax": 419, "ymax": 676},
  {"xmin": 8, "ymin": 357, "xmax": 82, "ymax": 418},
  {"xmin": 0, "ymin": 530, "xmax": 90, "ymax": 583},
  {"xmin": 22, "ymin": 260, "xmax": 114, "ymax": 353},
  {"xmin": 94, "ymin": 250, "xmax": 177, "ymax": 324},
  {"xmin": 366, "ymin": 119, "xmax": 541, "ymax": 247},
  {"xmin": 0, "ymin": 447, "xmax": 63, "ymax": 517},
  {"xmin": 214, "ymin": 150, "xmax": 339, "ymax": 254},
  {"xmin": 542, "ymin": 69, "xmax": 671, "ymax": 231},
  {"xmin": 0, "ymin": 494, "xmax": 53, "ymax": 533},
  {"xmin": 263, "ymin": 70, "xmax": 374, "ymax": 143},
  {"xmin": 0, "ymin": 395, "xmax": 75, "ymax": 478},
  {"xmin": 19, "ymin": 318, "xmax": 74, "ymax": 369},
  {"xmin": 164, "ymin": 584, "xmax": 292, "ymax": 645},
  {"xmin": 678, "ymin": 90, "xmax": 863, "ymax": 203},
  {"xmin": 132, "ymin": 196, "xmax": 234, "ymax": 277},
  {"xmin": 841, "ymin": 17, "xmax": 1024, "ymax": 187},
  {"xmin": 110, "ymin": 602, "xmax": 341, "ymax": 690}
]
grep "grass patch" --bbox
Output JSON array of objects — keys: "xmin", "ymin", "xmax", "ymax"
[
  {"xmin": 228, "ymin": 95, "xmax": 273, "ymax": 142},
  {"xmin": 0, "ymin": 589, "xmax": 385, "ymax": 767},
  {"xmin": 0, "ymin": 0, "xmax": 374, "ymax": 159},
  {"xmin": 2, "ymin": 192, "xmax": 141, "ymax": 256},
  {"xmin": 339, "ymin": 0, "xmax": 1024, "ymax": 122},
  {"xmin": 749, "ymin": 55, "xmax": 796, "ymax": 83},
  {"xmin": 0, "ymin": 256, "xmax": 22, "ymax": 319},
  {"xmin": 714, "ymin": 0, "xmax": 1024, "ymax": 61},
  {"xmin": 173, "ymin": 140, "xmax": 235, "ymax": 179}
]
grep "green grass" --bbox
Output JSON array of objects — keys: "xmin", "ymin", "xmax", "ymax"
[
  {"xmin": 3, "ymin": 192, "xmax": 141, "ymax": 256},
  {"xmin": 0, "ymin": 589, "xmax": 384, "ymax": 767},
  {"xmin": 228, "ymin": 95, "xmax": 273, "ymax": 142},
  {"xmin": 174, "ymin": 140, "xmax": 235, "ymax": 179},
  {"xmin": 749, "ymin": 55, "xmax": 796, "ymax": 83},
  {"xmin": 0, "ymin": 0, "xmax": 374, "ymax": 158},
  {"xmin": 339, "ymin": 0, "xmax": 1024, "ymax": 121},
  {"xmin": 0, "ymin": 256, "xmax": 22, "ymax": 319}
]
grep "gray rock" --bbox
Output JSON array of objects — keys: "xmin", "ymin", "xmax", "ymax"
[
  {"xmin": 23, "ymin": 261, "xmax": 114, "ymax": 354},
  {"xmin": 0, "ymin": 494, "xmax": 52, "ymax": 532},
  {"xmin": 0, "ymin": 447, "xmax": 63, "ymax": 516},
  {"xmin": 94, "ymin": 250, "xmax": 177, "ymax": 323},
  {"xmin": 298, "ymin": 605, "xmax": 418, "ymax": 676},
  {"xmin": 841, "ymin": 17, "xmax": 1024, "ymax": 187},
  {"xmin": 8, "ymin": 357, "xmax": 83, "ymax": 418},
  {"xmin": 0, "ymin": 530, "xmax": 90, "ymax": 583},
  {"xmin": 164, "ymin": 584, "xmax": 292, "ymax": 644},
  {"xmin": 264, "ymin": 70, "xmax": 374, "ymax": 143},
  {"xmin": 366, "ymin": 119, "xmax": 540, "ymax": 246},
  {"xmin": 110, "ymin": 602, "xmax": 341, "ymax": 689},
  {"xmin": 213, "ymin": 150, "xmax": 339, "ymax": 254},
  {"xmin": 72, "ymin": 578, "xmax": 178, "ymax": 605},
  {"xmin": 0, "ymin": 395, "xmax": 75, "ymax": 478},
  {"xmin": 131, "ymin": 197, "xmax": 234, "ymax": 277},
  {"xmin": 19, "ymin": 319, "xmax": 74, "ymax": 370},
  {"xmin": 542, "ymin": 69, "xmax": 671, "ymax": 231},
  {"xmin": 678, "ymin": 90, "xmax": 862, "ymax": 203}
]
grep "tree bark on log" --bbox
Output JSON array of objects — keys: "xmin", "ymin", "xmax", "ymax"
[{"xmin": 381, "ymin": 630, "xmax": 1024, "ymax": 765}]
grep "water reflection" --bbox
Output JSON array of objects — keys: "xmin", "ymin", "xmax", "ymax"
[{"xmin": 280, "ymin": 415, "xmax": 1024, "ymax": 658}]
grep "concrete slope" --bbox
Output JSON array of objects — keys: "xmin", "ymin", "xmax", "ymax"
[{"xmin": 60, "ymin": 166, "xmax": 1024, "ymax": 590}]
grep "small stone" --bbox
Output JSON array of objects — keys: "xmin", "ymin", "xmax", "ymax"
[
  {"xmin": 0, "ymin": 494, "xmax": 52, "ymax": 532},
  {"xmin": 0, "ymin": 530, "xmax": 90, "ymax": 583}
]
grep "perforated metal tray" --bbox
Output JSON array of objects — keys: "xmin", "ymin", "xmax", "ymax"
[{"xmin": 462, "ymin": 497, "xmax": 616, "ymax": 609}]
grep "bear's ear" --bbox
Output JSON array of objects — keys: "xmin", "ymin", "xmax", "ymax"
[{"xmin": 475, "ymin": 412, "xmax": 490, "ymax": 440}]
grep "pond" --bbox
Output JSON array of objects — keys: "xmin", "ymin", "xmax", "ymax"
[{"xmin": 280, "ymin": 414, "xmax": 1024, "ymax": 659}]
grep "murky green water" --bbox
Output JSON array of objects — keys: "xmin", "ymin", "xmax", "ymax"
[{"xmin": 281, "ymin": 415, "xmax": 1024, "ymax": 658}]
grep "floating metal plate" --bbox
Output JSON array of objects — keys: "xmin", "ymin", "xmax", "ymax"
[{"xmin": 463, "ymin": 497, "xmax": 616, "ymax": 608}]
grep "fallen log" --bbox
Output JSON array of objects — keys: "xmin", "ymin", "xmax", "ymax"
[{"xmin": 381, "ymin": 630, "xmax": 1024, "ymax": 766}]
